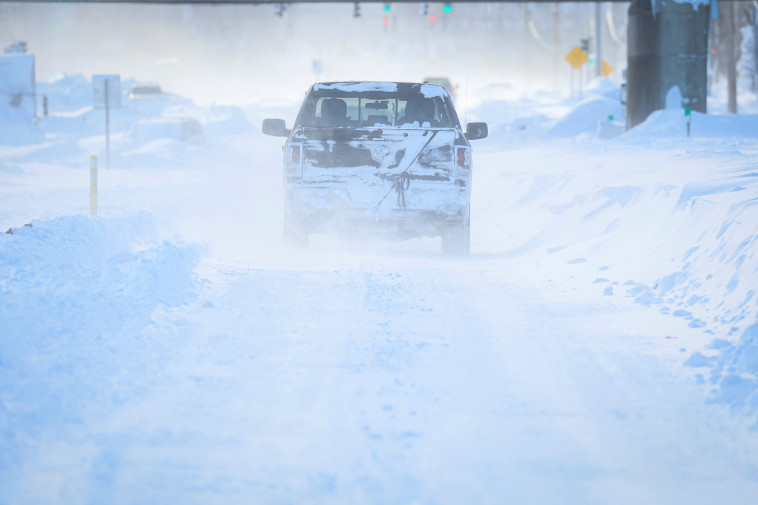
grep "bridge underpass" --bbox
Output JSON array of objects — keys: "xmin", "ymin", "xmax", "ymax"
[{"xmin": 4, "ymin": 0, "xmax": 723, "ymax": 129}]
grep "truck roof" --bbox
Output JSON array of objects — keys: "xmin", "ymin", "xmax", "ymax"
[{"xmin": 312, "ymin": 81, "xmax": 448, "ymax": 99}]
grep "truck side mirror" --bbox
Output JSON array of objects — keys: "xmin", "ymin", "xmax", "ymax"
[
  {"xmin": 466, "ymin": 122, "xmax": 488, "ymax": 140},
  {"xmin": 262, "ymin": 118, "xmax": 290, "ymax": 137}
]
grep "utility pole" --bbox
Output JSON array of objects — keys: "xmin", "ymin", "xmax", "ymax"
[
  {"xmin": 554, "ymin": 4, "xmax": 561, "ymax": 91},
  {"xmin": 626, "ymin": 0, "xmax": 710, "ymax": 129},
  {"xmin": 723, "ymin": 0, "xmax": 738, "ymax": 113},
  {"xmin": 523, "ymin": 5, "xmax": 530, "ymax": 87},
  {"xmin": 595, "ymin": 3, "xmax": 602, "ymax": 77}
]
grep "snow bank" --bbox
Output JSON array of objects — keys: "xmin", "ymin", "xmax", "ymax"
[
  {"xmin": 467, "ymin": 98, "xmax": 553, "ymax": 147},
  {"xmin": 0, "ymin": 54, "xmax": 44, "ymax": 146},
  {"xmin": 624, "ymin": 109, "xmax": 758, "ymax": 140},
  {"xmin": 202, "ymin": 104, "xmax": 254, "ymax": 137},
  {"xmin": 702, "ymin": 324, "xmax": 758, "ymax": 418},
  {"xmin": 24, "ymin": 73, "xmax": 257, "ymax": 171},
  {"xmin": 0, "ymin": 122, "xmax": 43, "ymax": 146},
  {"xmin": 0, "ymin": 213, "xmax": 200, "ymax": 461},
  {"xmin": 583, "ymin": 77, "xmax": 624, "ymax": 100},
  {"xmin": 545, "ymin": 94, "xmax": 624, "ymax": 138},
  {"xmin": 473, "ymin": 88, "xmax": 758, "ymax": 423},
  {"xmin": 1, "ymin": 213, "xmax": 199, "ymax": 339},
  {"xmin": 476, "ymin": 147, "xmax": 758, "ymax": 419},
  {"xmin": 472, "ymin": 76, "xmax": 756, "ymax": 146},
  {"xmin": 37, "ymin": 73, "xmax": 99, "ymax": 113},
  {"xmin": 610, "ymin": 177, "xmax": 758, "ymax": 419},
  {"xmin": 470, "ymin": 78, "xmax": 624, "ymax": 144}
]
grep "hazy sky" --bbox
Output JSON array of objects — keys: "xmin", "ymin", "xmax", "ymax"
[{"xmin": 0, "ymin": 2, "xmax": 628, "ymax": 104}]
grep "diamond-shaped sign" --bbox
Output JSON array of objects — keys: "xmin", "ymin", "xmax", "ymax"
[
  {"xmin": 565, "ymin": 47, "xmax": 588, "ymax": 70},
  {"xmin": 601, "ymin": 60, "xmax": 614, "ymax": 78}
]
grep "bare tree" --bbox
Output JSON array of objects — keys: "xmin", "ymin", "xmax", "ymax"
[
  {"xmin": 724, "ymin": 0, "xmax": 739, "ymax": 112},
  {"xmin": 713, "ymin": 1, "xmax": 758, "ymax": 112}
]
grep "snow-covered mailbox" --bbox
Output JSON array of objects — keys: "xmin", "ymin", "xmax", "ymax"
[{"xmin": 0, "ymin": 47, "xmax": 40, "ymax": 145}]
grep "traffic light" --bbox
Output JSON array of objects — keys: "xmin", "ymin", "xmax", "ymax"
[
  {"xmin": 383, "ymin": 3, "xmax": 390, "ymax": 12},
  {"xmin": 420, "ymin": 2, "xmax": 428, "ymax": 16},
  {"xmin": 275, "ymin": 3, "xmax": 288, "ymax": 17},
  {"xmin": 353, "ymin": 2, "xmax": 361, "ymax": 18},
  {"xmin": 443, "ymin": 3, "xmax": 452, "ymax": 13}
]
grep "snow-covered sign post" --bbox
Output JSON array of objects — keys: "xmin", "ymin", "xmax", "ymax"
[
  {"xmin": 565, "ymin": 45, "xmax": 588, "ymax": 99},
  {"xmin": 685, "ymin": 106, "xmax": 691, "ymax": 137},
  {"xmin": 92, "ymin": 74, "xmax": 120, "ymax": 169}
]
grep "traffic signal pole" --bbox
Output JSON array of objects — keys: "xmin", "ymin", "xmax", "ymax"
[
  {"xmin": 626, "ymin": 0, "xmax": 710, "ymax": 130},
  {"xmin": 595, "ymin": 3, "xmax": 602, "ymax": 77}
]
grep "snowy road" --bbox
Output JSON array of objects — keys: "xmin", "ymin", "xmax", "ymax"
[
  {"xmin": 3, "ymin": 84, "xmax": 758, "ymax": 503},
  {"xmin": 25, "ymin": 253, "xmax": 754, "ymax": 505}
]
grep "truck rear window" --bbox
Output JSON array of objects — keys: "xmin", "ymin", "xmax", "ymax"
[{"xmin": 296, "ymin": 85, "xmax": 459, "ymax": 129}]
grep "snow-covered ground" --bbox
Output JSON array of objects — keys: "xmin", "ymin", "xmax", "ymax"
[{"xmin": 1, "ymin": 75, "xmax": 758, "ymax": 504}]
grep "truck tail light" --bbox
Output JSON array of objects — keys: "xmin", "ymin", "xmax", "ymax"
[
  {"xmin": 456, "ymin": 146, "xmax": 470, "ymax": 170},
  {"xmin": 286, "ymin": 143, "xmax": 303, "ymax": 179}
]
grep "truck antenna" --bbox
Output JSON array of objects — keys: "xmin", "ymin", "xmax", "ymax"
[{"xmin": 464, "ymin": 76, "xmax": 469, "ymax": 126}]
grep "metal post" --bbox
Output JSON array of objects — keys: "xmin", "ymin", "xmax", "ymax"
[
  {"xmin": 553, "ymin": 4, "xmax": 560, "ymax": 91},
  {"xmin": 523, "ymin": 5, "xmax": 529, "ymax": 88},
  {"xmin": 685, "ymin": 107, "xmax": 691, "ymax": 137},
  {"xmin": 104, "ymin": 79, "xmax": 111, "ymax": 169},
  {"xmin": 570, "ymin": 67, "xmax": 576, "ymax": 99},
  {"xmin": 595, "ymin": 3, "xmax": 602, "ymax": 77},
  {"xmin": 579, "ymin": 67, "xmax": 583, "ymax": 99},
  {"xmin": 90, "ymin": 155, "xmax": 98, "ymax": 217}
]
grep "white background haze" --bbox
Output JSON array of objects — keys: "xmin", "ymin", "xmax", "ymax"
[{"xmin": 1, "ymin": 2, "xmax": 758, "ymax": 504}]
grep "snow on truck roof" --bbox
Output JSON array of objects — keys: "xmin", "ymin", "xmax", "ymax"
[{"xmin": 312, "ymin": 82, "xmax": 447, "ymax": 99}]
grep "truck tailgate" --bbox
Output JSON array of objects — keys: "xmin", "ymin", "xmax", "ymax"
[{"xmin": 300, "ymin": 127, "xmax": 457, "ymax": 180}]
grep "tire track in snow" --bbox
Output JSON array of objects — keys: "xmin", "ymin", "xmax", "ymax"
[{"xmin": 72, "ymin": 256, "xmax": 758, "ymax": 504}]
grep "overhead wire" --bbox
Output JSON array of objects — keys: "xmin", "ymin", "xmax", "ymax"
[
  {"xmin": 527, "ymin": 15, "xmax": 554, "ymax": 52},
  {"xmin": 607, "ymin": 6, "xmax": 626, "ymax": 44}
]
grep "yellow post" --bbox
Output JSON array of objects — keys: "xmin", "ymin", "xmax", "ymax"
[{"xmin": 90, "ymin": 155, "xmax": 98, "ymax": 216}]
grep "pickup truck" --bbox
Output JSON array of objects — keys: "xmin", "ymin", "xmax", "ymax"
[{"xmin": 262, "ymin": 81, "xmax": 487, "ymax": 254}]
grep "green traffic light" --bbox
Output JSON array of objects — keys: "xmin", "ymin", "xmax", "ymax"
[
  {"xmin": 384, "ymin": 3, "xmax": 390, "ymax": 12},
  {"xmin": 443, "ymin": 4, "xmax": 451, "ymax": 13}
]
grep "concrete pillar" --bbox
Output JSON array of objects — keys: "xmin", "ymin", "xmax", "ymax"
[{"xmin": 626, "ymin": 0, "xmax": 711, "ymax": 130}]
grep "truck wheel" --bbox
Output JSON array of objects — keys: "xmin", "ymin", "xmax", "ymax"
[
  {"xmin": 441, "ymin": 218, "xmax": 470, "ymax": 256},
  {"xmin": 283, "ymin": 212, "xmax": 309, "ymax": 249}
]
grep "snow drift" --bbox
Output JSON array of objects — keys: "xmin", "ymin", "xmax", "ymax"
[
  {"xmin": 0, "ymin": 214, "xmax": 199, "ymax": 469},
  {"xmin": 471, "ymin": 85, "xmax": 758, "ymax": 422}
]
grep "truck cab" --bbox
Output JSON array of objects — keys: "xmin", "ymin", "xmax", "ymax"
[{"xmin": 263, "ymin": 81, "xmax": 487, "ymax": 254}]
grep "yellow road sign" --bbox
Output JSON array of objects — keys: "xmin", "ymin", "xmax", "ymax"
[
  {"xmin": 601, "ymin": 60, "xmax": 614, "ymax": 78},
  {"xmin": 565, "ymin": 47, "xmax": 588, "ymax": 70}
]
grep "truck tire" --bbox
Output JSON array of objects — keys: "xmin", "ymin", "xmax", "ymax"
[
  {"xmin": 441, "ymin": 217, "xmax": 470, "ymax": 256},
  {"xmin": 283, "ymin": 210, "xmax": 309, "ymax": 249}
]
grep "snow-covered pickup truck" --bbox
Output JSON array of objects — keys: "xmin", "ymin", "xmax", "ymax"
[{"xmin": 262, "ymin": 81, "xmax": 487, "ymax": 254}]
